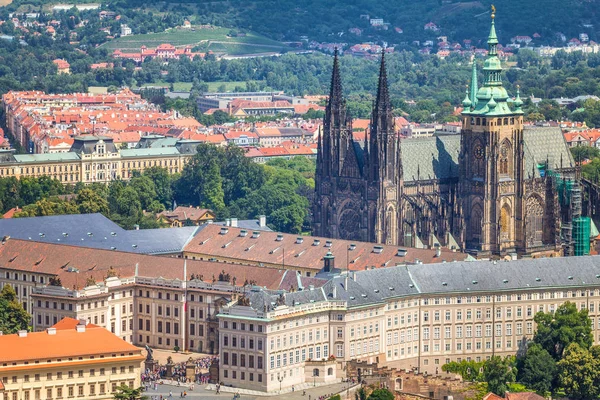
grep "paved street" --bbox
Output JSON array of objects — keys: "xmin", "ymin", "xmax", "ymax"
[{"xmin": 145, "ymin": 381, "xmax": 357, "ymax": 400}]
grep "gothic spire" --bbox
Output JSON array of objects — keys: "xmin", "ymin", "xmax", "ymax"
[
  {"xmin": 375, "ymin": 50, "xmax": 391, "ymax": 112},
  {"xmin": 369, "ymin": 49, "xmax": 400, "ymax": 183},
  {"xmin": 470, "ymin": 61, "xmax": 478, "ymax": 107},
  {"xmin": 328, "ymin": 48, "xmax": 343, "ymax": 109}
]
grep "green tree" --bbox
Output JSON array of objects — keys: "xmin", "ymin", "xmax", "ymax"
[
  {"xmin": 571, "ymin": 146, "xmax": 600, "ymax": 165},
  {"xmin": 76, "ymin": 188, "xmax": 109, "ymax": 214},
  {"xmin": 112, "ymin": 384, "xmax": 147, "ymax": 400},
  {"xmin": 557, "ymin": 343, "xmax": 600, "ymax": 400},
  {"xmin": 367, "ymin": 388, "xmax": 394, "ymax": 400},
  {"xmin": 517, "ymin": 343, "xmax": 557, "ymax": 395},
  {"xmin": 143, "ymin": 167, "xmax": 174, "ymax": 208},
  {"xmin": 483, "ymin": 356, "xmax": 516, "ymax": 396},
  {"xmin": 534, "ymin": 301, "xmax": 592, "ymax": 360},
  {"xmin": 129, "ymin": 175, "xmax": 157, "ymax": 211},
  {"xmin": 0, "ymin": 284, "xmax": 31, "ymax": 334}
]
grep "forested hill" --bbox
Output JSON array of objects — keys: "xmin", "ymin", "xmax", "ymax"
[{"xmin": 115, "ymin": 0, "xmax": 598, "ymax": 46}]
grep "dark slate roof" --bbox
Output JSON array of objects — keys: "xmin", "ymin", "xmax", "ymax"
[
  {"xmin": 0, "ymin": 213, "xmax": 198, "ymax": 255},
  {"xmin": 70, "ymin": 136, "xmax": 117, "ymax": 154},
  {"xmin": 406, "ymin": 256, "xmax": 600, "ymax": 295},
  {"xmin": 401, "ymin": 135, "xmax": 460, "ymax": 182},
  {"xmin": 523, "ymin": 126, "xmax": 575, "ymax": 177},
  {"xmin": 353, "ymin": 266, "xmax": 421, "ymax": 299},
  {"xmin": 399, "ymin": 126, "xmax": 573, "ymax": 183},
  {"xmin": 238, "ymin": 254, "xmax": 600, "ymax": 314}
]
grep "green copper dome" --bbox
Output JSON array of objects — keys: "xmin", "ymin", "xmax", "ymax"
[
  {"xmin": 462, "ymin": 85, "xmax": 472, "ymax": 108},
  {"xmin": 462, "ymin": 7, "xmax": 521, "ymax": 117}
]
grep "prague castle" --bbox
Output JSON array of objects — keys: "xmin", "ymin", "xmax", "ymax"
[{"xmin": 313, "ymin": 10, "xmax": 583, "ymax": 258}]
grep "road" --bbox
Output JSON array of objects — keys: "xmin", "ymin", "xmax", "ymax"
[{"xmin": 145, "ymin": 381, "xmax": 356, "ymax": 400}]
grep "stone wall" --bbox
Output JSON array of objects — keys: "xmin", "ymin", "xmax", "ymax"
[{"xmin": 346, "ymin": 360, "xmax": 477, "ymax": 400}]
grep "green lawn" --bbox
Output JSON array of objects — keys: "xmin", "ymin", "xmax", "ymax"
[{"xmin": 101, "ymin": 26, "xmax": 289, "ymax": 55}]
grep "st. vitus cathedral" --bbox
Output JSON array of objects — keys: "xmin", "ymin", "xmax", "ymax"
[{"xmin": 313, "ymin": 10, "xmax": 580, "ymax": 258}]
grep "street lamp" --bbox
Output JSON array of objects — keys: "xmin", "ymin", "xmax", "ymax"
[
  {"xmin": 313, "ymin": 369, "xmax": 317, "ymax": 387},
  {"xmin": 278, "ymin": 374, "xmax": 284, "ymax": 392}
]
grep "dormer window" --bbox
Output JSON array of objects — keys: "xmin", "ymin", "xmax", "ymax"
[{"xmin": 95, "ymin": 143, "xmax": 105, "ymax": 154}]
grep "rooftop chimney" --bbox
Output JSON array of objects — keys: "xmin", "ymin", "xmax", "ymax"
[
  {"xmin": 435, "ymin": 247, "xmax": 441, "ymax": 257},
  {"xmin": 47, "ymin": 327, "xmax": 57, "ymax": 335},
  {"xmin": 323, "ymin": 251, "xmax": 335, "ymax": 272},
  {"xmin": 76, "ymin": 324, "xmax": 86, "ymax": 333},
  {"xmin": 231, "ymin": 218, "xmax": 238, "ymax": 228},
  {"xmin": 259, "ymin": 215, "xmax": 266, "ymax": 227}
]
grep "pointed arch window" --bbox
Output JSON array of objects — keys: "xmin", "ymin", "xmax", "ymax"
[
  {"xmin": 500, "ymin": 204, "xmax": 511, "ymax": 241},
  {"xmin": 499, "ymin": 140, "xmax": 512, "ymax": 177},
  {"xmin": 526, "ymin": 196, "xmax": 545, "ymax": 245}
]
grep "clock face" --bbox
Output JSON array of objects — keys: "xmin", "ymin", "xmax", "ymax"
[{"xmin": 474, "ymin": 144, "xmax": 484, "ymax": 159}]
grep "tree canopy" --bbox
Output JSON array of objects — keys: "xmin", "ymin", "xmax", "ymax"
[
  {"xmin": 533, "ymin": 301, "xmax": 592, "ymax": 360},
  {"xmin": 0, "ymin": 284, "xmax": 31, "ymax": 334}
]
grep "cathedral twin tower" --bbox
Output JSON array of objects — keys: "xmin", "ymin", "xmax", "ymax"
[{"xmin": 313, "ymin": 10, "xmax": 572, "ymax": 258}]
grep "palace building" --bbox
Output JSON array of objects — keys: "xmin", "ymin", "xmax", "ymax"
[
  {"xmin": 0, "ymin": 135, "xmax": 198, "ymax": 184},
  {"xmin": 2, "ymin": 229, "xmax": 600, "ymax": 393},
  {"xmin": 313, "ymin": 10, "xmax": 583, "ymax": 258}
]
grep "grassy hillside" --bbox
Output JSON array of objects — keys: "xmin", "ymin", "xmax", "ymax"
[{"xmin": 100, "ymin": 26, "xmax": 290, "ymax": 55}]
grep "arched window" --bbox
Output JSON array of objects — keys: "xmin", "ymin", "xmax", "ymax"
[
  {"xmin": 470, "ymin": 204, "xmax": 483, "ymax": 242},
  {"xmin": 386, "ymin": 205, "xmax": 397, "ymax": 245},
  {"xmin": 327, "ymin": 368, "xmax": 334, "ymax": 376},
  {"xmin": 504, "ymin": 118, "xmax": 509, "ymax": 125},
  {"xmin": 482, "ymin": 118, "xmax": 487, "ymax": 125},
  {"xmin": 526, "ymin": 196, "xmax": 545, "ymax": 245},
  {"xmin": 476, "ymin": 118, "xmax": 481, "ymax": 125},
  {"xmin": 395, "ymin": 378, "xmax": 403, "ymax": 391},
  {"xmin": 313, "ymin": 368, "xmax": 320, "ymax": 377},
  {"xmin": 497, "ymin": 118, "xmax": 502, "ymax": 126},
  {"xmin": 500, "ymin": 204, "xmax": 512, "ymax": 241},
  {"xmin": 499, "ymin": 140, "xmax": 512, "ymax": 176}
]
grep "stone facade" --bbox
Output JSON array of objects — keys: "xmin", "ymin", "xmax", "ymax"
[{"xmin": 313, "ymin": 14, "xmax": 579, "ymax": 258}]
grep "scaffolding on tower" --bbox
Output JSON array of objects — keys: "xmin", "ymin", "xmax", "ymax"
[{"xmin": 546, "ymin": 168, "xmax": 589, "ymax": 255}]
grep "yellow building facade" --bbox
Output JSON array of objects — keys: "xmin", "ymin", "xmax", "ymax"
[
  {"xmin": 0, "ymin": 318, "xmax": 144, "ymax": 400},
  {"xmin": 0, "ymin": 136, "xmax": 196, "ymax": 184}
]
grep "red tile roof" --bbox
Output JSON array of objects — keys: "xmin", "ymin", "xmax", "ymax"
[
  {"xmin": 52, "ymin": 317, "xmax": 99, "ymax": 330},
  {"xmin": 0, "ymin": 239, "xmax": 287, "ymax": 291},
  {"xmin": 0, "ymin": 321, "xmax": 142, "ymax": 363},
  {"xmin": 506, "ymin": 393, "xmax": 546, "ymax": 400},
  {"xmin": 183, "ymin": 224, "xmax": 467, "ymax": 271}
]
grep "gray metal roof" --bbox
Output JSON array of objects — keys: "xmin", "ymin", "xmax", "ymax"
[
  {"xmin": 12, "ymin": 153, "xmax": 80, "ymax": 163},
  {"xmin": 405, "ymin": 256, "xmax": 600, "ymax": 295},
  {"xmin": 0, "ymin": 213, "xmax": 198, "ymax": 255},
  {"xmin": 236, "ymin": 254, "xmax": 600, "ymax": 315},
  {"xmin": 120, "ymin": 148, "xmax": 181, "ymax": 158}
]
